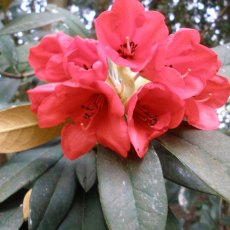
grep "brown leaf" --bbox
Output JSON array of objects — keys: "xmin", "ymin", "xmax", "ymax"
[
  {"xmin": 1, "ymin": 0, "xmax": 13, "ymax": 11},
  {"xmin": 0, "ymin": 104, "xmax": 62, "ymax": 153}
]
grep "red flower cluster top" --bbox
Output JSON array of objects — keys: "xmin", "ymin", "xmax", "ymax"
[{"xmin": 28, "ymin": 0, "xmax": 230, "ymax": 159}]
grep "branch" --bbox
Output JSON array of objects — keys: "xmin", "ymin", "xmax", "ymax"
[
  {"xmin": 217, "ymin": 2, "xmax": 230, "ymax": 19},
  {"xmin": 0, "ymin": 70, "xmax": 35, "ymax": 79}
]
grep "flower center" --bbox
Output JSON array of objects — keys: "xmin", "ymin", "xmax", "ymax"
[
  {"xmin": 83, "ymin": 64, "xmax": 90, "ymax": 70},
  {"xmin": 135, "ymin": 105, "xmax": 158, "ymax": 128},
  {"xmin": 118, "ymin": 37, "xmax": 137, "ymax": 59},
  {"xmin": 107, "ymin": 61, "xmax": 136, "ymax": 104},
  {"xmin": 79, "ymin": 95, "xmax": 105, "ymax": 128}
]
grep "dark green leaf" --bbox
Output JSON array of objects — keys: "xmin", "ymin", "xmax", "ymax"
[
  {"xmin": 0, "ymin": 78, "xmax": 21, "ymax": 103},
  {"xmin": 165, "ymin": 181, "xmax": 180, "ymax": 205},
  {"xmin": 0, "ymin": 204, "xmax": 23, "ymax": 230},
  {"xmin": 46, "ymin": 4, "xmax": 89, "ymax": 37},
  {"xmin": 29, "ymin": 158, "xmax": 77, "ymax": 230},
  {"xmin": 0, "ymin": 12, "xmax": 64, "ymax": 35},
  {"xmin": 97, "ymin": 144, "xmax": 168, "ymax": 230},
  {"xmin": 189, "ymin": 223, "xmax": 212, "ymax": 230},
  {"xmin": 0, "ymin": 22, "xmax": 18, "ymax": 66},
  {"xmin": 0, "ymin": 36, "xmax": 18, "ymax": 67},
  {"xmin": 58, "ymin": 185, "xmax": 107, "ymax": 230},
  {"xmin": 75, "ymin": 150, "xmax": 96, "ymax": 192},
  {"xmin": 0, "ymin": 190, "xmax": 25, "ymax": 230},
  {"xmin": 220, "ymin": 216, "xmax": 230, "ymax": 225},
  {"xmin": 166, "ymin": 208, "xmax": 180, "ymax": 230},
  {"xmin": 156, "ymin": 122, "xmax": 230, "ymax": 202},
  {"xmin": 0, "ymin": 141, "xmax": 62, "ymax": 202},
  {"xmin": 0, "ymin": 54, "xmax": 9, "ymax": 71},
  {"xmin": 16, "ymin": 43, "xmax": 36, "ymax": 64},
  {"xmin": 153, "ymin": 141, "xmax": 217, "ymax": 195},
  {"xmin": 16, "ymin": 43, "xmax": 35, "ymax": 72}
]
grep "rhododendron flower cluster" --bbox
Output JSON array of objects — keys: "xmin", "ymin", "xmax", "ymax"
[{"xmin": 28, "ymin": 0, "xmax": 230, "ymax": 160}]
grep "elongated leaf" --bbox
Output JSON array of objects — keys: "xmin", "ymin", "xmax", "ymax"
[
  {"xmin": 157, "ymin": 122, "xmax": 230, "ymax": 202},
  {"xmin": 0, "ymin": 141, "xmax": 62, "ymax": 202},
  {"xmin": 0, "ymin": 78, "xmax": 21, "ymax": 103},
  {"xmin": 218, "ymin": 64, "xmax": 230, "ymax": 81},
  {"xmin": 0, "ymin": 12, "xmax": 64, "ymax": 35},
  {"xmin": 0, "ymin": 204, "xmax": 23, "ymax": 230},
  {"xmin": 58, "ymin": 186, "xmax": 107, "ymax": 230},
  {"xmin": 97, "ymin": 145, "xmax": 168, "ymax": 230},
  {"xmin": 46, "ymin": 4, "xmax": 89, "ymax": 37},
  {"xmin": 0, "ymin": 53, "xmax": 9, "ymax": 71},
  {"xmin": 166, "ymin": 208, "xmax": 180, "ymax": 230},
  {"xmin": 153, "ymin": 141, "xmax": 217, "ymax": 195},
  {"xmin": 29, "ymin": 158, "xmax": 77, "ymax": 230},
  {"xmin": 0, "ymin": 104, "xmax": 63, "ymax": 153},
  {"xmin": 0, "ymin": 21, "xmax": 18, "ymax": 67},
  {"xmin": 0, "ymin": 36, "xmax": 18, "ymax": 66},
  {"xmin": 16, "ymin": 43, "xmax": 36, "ymax": 64},
  {"xmin": 213, "ymin": 43, "xmax": 230, "ymax": 81},
  {"xmin": 75, "ymin": 150, "xmax": 97, "ymax": 192},
  {"xmin": 213, "ymin": 43, "xmax": 230, "ymax": 66}
]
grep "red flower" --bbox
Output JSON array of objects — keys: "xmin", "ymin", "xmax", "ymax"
[
  {"xmin": 66, "ymin": 36, "xmax": 108, "ymax": 82},
  {"xmin": 28, "ymin": 79, "xmax": 130, "ymax": 159},
  {"xmin": 185, "ymin": 75, "xmax": 230, "ymax": 130},
  {"xmin": 126, "ymin": 82, "xmax": 184, "ymax": 157},
  {"xmin": 94, "ymin": 0, "xmax": 168, "ymax": 71},
  {"xmin": 29, "ymin": 32, "xmax": 73, "ymax": 82},
  {"xmin": 142, "ymin": 29, "xmax": 220, "ymax": 99}
]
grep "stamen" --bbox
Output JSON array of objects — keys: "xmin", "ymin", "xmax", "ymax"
[
  {"xmin": 83, "ymin": 64, "xmax": 93, "ymax": 70},
  {"xmin": 181, "ymin": 69, "xmax": 192, "ymax": 78},
  {"xmin": 118, "ymin": 37, "xmax": 137, "ymax": 59},
  {"xmin": 79, "ymin": 95, "xmax": 105, "ymax": 129},
  {"xmin": 126, "ymin": 37, "xmax": 131, "ymax": 54},
  {"xmin": 195, "ymin": 93, "xmax": 213, "ymax": 103},
  {"xmin": 135, "ymin": 105, "xmax": 158, "ymax": 128},
  {"xmin": 83, "ymin": 64, "xmax": 89, "ymax": 70}
]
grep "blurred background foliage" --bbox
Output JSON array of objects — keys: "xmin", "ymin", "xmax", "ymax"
[{"xmin": 0, "ymin": 0, "xmax": 230, "ymax": 229}]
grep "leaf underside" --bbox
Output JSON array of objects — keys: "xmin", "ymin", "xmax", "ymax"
[{"xmin": 97, "ymin": 144, "xmax": 168, "ymax": 230}]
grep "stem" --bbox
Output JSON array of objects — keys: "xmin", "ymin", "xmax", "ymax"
[{"xmin": 0, "ymin": 70, "xmax": 35, "ymax": 79}]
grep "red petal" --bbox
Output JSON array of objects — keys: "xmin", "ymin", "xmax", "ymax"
[
  {"xmin": 61, "ymin": 123, "xmax": 97, "ymax": 160},
  {"xmin": 29, "ymin": 32, "xmax": 73, "ymax": 82},
  {"xmin": 28, "ymin": 83, "xmax": 57, "ymax": 113},
  {"xmin": 185, "ymin": 99, "xmax": 220, "ymax": 130},
  {"xmin": 95, "ymin": 81, "xmax": 130, "ymax": 157}
]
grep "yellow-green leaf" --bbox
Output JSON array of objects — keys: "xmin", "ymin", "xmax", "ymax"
[{"xmin": 0, "ymin": 104, "xmax": 62, "ymax": 153}]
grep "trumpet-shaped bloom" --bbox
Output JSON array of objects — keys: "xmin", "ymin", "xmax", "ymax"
[
  {"xmin": 142, "ymin": 29, "xmax": 220, "ymax": 99},
  {"xmin": 28, "ymin": 79, "xmax": 130, "ymax": 159},
  {"xmin": 29, "ymin": 34, "xmax": 108, "ymax": 83},
  {"xmin": 29, "ymin": 32, "xmax": 73, "ymax": 82},
  {"xmin": 185, "ymin": 75, "xmax": 230, "ymax": 130},
  {"xmin": 94, "ymin": 0, "xmax": 168, "ymax": 71},
  {"xmin": 66, "ymin": 36, "xmax": 108, "ymax": 82},
  {"xmin": 126, "ymin": 82, "xmax": 184, "ymax": 157}
]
